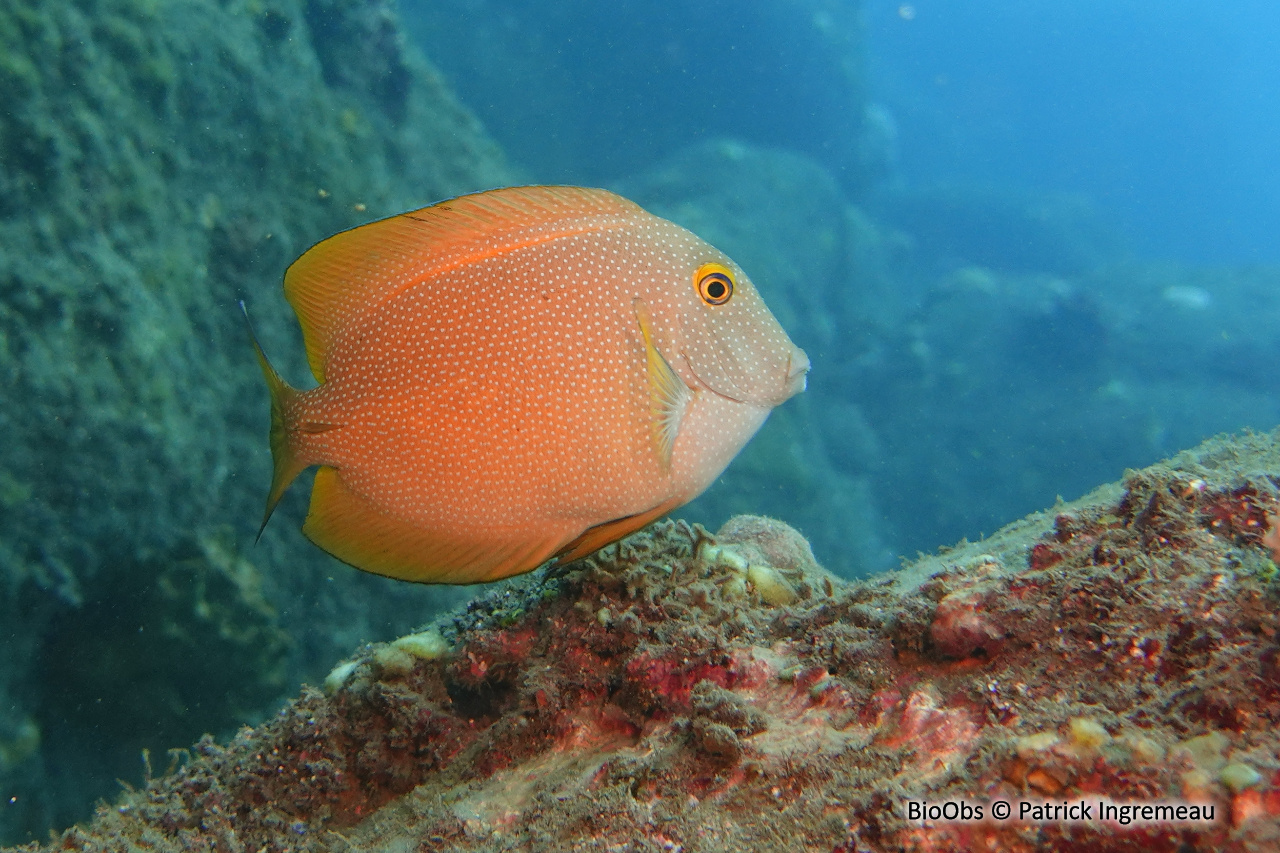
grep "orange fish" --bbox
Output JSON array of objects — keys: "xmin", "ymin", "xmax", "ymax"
[{"xmin": 248, "ymin": 186, "xmax": 807, "ymax": 584}]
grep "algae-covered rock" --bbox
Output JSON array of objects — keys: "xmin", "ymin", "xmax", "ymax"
[
  {"xmin": 0, "ymin": 0, "xmax": 511, "ymax": 841},
  {"xmin": 17, "ymin": 432, "xmax": 1280, "ymax": 852}
]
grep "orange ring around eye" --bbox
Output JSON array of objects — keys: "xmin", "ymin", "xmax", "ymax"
[{"xmin": 695, "ymin": 263, "xmax": 735, "ymax": 305}]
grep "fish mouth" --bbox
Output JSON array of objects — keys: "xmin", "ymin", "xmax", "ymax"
[
  {"xmin": 680, "ymin": 344, "xmax": 810, "ymax": 408},
  {"xmin": 785, "ymin": 347, "xmax": 810, "ymax": 398}
]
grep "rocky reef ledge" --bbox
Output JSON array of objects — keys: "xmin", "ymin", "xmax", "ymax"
[{"xmin": 13, "ymin": 431, "xmax": 1280, "ymax": 853}]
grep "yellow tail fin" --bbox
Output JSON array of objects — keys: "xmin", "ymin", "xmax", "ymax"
[{"xmin": 240, "ymin": 301, "xmax": 307, "ymax": 540}]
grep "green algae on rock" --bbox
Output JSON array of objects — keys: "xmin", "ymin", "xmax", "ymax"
[{"xmin": 0, "ymin": 0, "xmax": 511, "ymax": 841}]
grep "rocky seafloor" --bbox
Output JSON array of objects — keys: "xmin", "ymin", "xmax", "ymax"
[{"xmin": 12, "ymin": 428, "xmax": 1280, "ymax": 853}]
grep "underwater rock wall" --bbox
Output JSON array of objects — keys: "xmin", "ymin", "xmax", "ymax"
[
  {"xmin": 853, "ymin": 257, "xmax": 1280, "ymax": 558},
  {"xmin": 0, "ymin": 0, "xmax": 510, "ymax": 840},
  {"xmin": 12, "ymin": 429, "xmax": 1280, "ymax": 852}
]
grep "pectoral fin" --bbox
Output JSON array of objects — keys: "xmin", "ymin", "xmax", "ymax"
[{"xmin": 634, "ymin": 298, "xmax": 691, "ymax": 472}]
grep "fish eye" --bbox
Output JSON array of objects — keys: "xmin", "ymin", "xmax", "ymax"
[{"xmin": 695, "ymin": 263, "xmax": 734, "ymax": 306}]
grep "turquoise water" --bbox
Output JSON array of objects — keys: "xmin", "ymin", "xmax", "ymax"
[
  {"xmin": 865, "ymin": 0, "xmax": 1280, "ymax": 265},
  {"xmin": 409, "ymin": 0, "xmax": 1280, "ymax": 264}
]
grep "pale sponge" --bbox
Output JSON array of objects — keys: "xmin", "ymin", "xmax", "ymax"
[
  {"xmin": 699, "ymin": 515, "xmax": 837, "ymax": 605},
  {"xmin": 323, "ymin": 627, "xmax": 452, "ymax": 693}
]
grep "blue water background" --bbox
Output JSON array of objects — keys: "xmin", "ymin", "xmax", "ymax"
[
  {"xmin": 867, "ymin": 0, "xmax": 1280, "ymax": 264},
  {"xmin": 410, "ymin": 0, "xmax": 1280, "ymax": 265}
]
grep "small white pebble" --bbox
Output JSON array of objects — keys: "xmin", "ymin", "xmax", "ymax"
[
  {"xmin": 1015, "ymin": 732, "xmax": 1060, "ymax": 758},
  {"xmin": 323, "ymin": 660, "xmax": 359, "ymax": 694},
  {"xmin": 1219, "ymin": 762, "xmax": 1263, "ymax": 794},
  {"xmin": 392, "ymin": 628, "xmax": 451, "ymax": 660}
]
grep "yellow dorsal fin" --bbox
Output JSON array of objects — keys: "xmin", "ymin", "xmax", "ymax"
[
  {"xmin": 634, "ymin": 298, "xmax": 691, "ymax": 472},
  {"xmin": 284, "ymin": 186, "xmax": 644, "ymax": 382}
]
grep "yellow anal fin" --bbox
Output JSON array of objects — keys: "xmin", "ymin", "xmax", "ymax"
[
  {"xmin": 552, "ymin": 497, "xmax": 683, "ymax": 566},
  {"xmin": 634, "ymin": 298, "xmax": 691, "ymax": 472},
  {"xmin": 303, "ymin": 467, "xmax": 574, "ymax": 584}
]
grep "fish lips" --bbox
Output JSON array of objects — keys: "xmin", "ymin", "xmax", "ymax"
[{"xmin": 785, "ymin": 346, "xmax": 811, "ymax": 397}]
